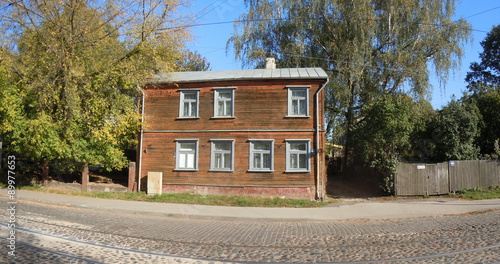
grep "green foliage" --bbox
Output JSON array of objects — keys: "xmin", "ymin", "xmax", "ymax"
[
  {"xmin": 175, "ymin": 50, "xmax": 211, "ymax": 71},
  {"xmin": 0, "ymin": 0, "xmax": 194, "ymax": 176},
  {"xmin": 0, "ymin": 59, "xmax": 20, "ymax": 141},
  {"xmin": 429, "ymin": 100, "xmax": 480, "ymax": 161},
  {"xmin": 465, "ymin": 25, "xmax": 500, "ymax": 93},
  {"xmin": 351, "ymin": 94, "xmax": 428, "ymax": 194},
  {"xmin": 462, "ymin": 25, "xmax": 500, "ymax": 159},
  {"xmin": 474, "ymin": 91, "xmax": 500, "ymax": 157},
  {"xmin": 493, "ymin": 139, "xmax": 500, "ymax": 160}
]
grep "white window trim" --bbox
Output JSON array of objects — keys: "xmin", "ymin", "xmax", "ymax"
[
  {"xmin": 287, "ymin": 86, "xmax": 310, "ymax": 117},
  {"xmin": 248, "ymin": 140, "xmax": 274, "ymax": 172},
  {"xmin": 212, "ymin": 87, "xmax": 236, "ymax": 118},
  {"xmin": 178, "ymin": 90, "xmax": 199, "ymax": 119},
  {"xmin": 285, "ymin": 139, "xmax": 311, "ymax": 172},
  {"xmin": 174, "ymin": 139, "xmax": 199, "ymax": 171},
  {"xmin": 210, "ymin": 139, "xmax": 235, "ymax": 171}
]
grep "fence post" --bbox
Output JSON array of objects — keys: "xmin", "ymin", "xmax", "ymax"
[{"xmin": 128, "ymin": 161, "xmax": 137, "ymax": 192}]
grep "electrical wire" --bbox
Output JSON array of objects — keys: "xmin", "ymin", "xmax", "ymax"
[
  {"xmin": 193, "ymin": 0, "xmax": 230, "ymax": 22},
  {"xmin": 463, "ymin": 5, "xmax": 500, "ymax": 19}
]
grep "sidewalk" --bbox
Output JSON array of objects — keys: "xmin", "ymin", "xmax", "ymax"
[{"xmin": 11, "ymin": 190, "xmax": 500, "ymax": 221}]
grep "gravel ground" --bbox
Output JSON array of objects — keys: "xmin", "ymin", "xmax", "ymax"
[{"xmin": 0, "ymin": 199, "xmax": 498, "ymax": 263}]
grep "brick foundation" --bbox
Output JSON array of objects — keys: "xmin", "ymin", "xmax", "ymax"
[{"xmin": 161, "ymin": 184, "xmax": 317, "ymax": 200}]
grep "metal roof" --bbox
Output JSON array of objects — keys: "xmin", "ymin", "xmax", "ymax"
[{"xmin": 148, "ymin": 68, "xmax": 328, "ymax": 84}]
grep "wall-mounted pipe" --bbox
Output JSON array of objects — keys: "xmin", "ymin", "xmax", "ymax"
[
  {"xmin": 137, "ymin": 86, "xmax": 145, "ymax": 192},
  {"xmin": 315, "ymin": 77, "xmax": 329, "ymax": 200}
]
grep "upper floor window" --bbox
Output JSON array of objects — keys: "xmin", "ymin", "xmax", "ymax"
[
  {"xmin": 210, "ymin": 140, "xmax": 234, "ymax": 171},
  {"xmin": 175, "ymin": 140, "xmax": 198, "ymax": 170},
  {"xmin": 249, "ymin": 140, "xmax": 274, "ymax": 172},
  {"xmin": 287, "ymin": 87, "xmax": 309, "ymax": 117},
  {"xmin": 179, "ymin": 90, "xmax": 199, "ymax": 118},
  {"xmin": 213, "ymin": 88, "xmax": 235, "ymax": 118},
  {"xmin": 286, "ymin": 140, "xmax": 310, "ymax": 172}
]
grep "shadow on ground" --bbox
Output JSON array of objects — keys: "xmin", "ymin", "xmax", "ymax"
[{"xmin": 327, "ymin": 177, "xmax": 383, "ymax": 199}]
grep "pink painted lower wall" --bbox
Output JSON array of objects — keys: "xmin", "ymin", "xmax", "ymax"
[{"xmin": 161, "ymin": 184, "xmax": 317, "ymax": 200}]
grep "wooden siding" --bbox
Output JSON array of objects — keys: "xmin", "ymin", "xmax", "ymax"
[
  {"xmin": 140, "ymin": 131, "xmax": 319, "ymax": 187},
  {"xmin": 143, "ymin": 80, "xmax": 322, "ymax": 131}
]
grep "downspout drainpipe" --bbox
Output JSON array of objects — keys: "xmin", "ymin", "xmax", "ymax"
[
  {"xmin": 315, "ymin": 77, "xmax": 329, "ymax": 201},
  {"xmin": 137, "ymin": 85, "xmax": 145, "ymax": 192}
]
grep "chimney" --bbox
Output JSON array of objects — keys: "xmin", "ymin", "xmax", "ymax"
[{"xmin": 265, "ymin": 58, "xmax": 276, "ymax": 69}]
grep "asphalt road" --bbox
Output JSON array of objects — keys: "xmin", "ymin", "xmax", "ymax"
[{"xmin": 1, "ymin": 197, "xmax": 499, "ymax": 263}]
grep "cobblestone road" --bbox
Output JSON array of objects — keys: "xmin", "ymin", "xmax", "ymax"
[{"xmin": 1, "ymin": 199, "xmax": 499, "ymax": 263}]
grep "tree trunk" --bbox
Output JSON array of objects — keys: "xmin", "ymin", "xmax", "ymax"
[
  {"xmin": 343, "ymin": 79, "xmax": 356, "ymax": 174},
  {"xmin": 41, "ymin": 158, "xmax": 49, "ymax": 186},
  {"xmin": 81, "ymin": 162, "xmax": 89, "ymax": 192}
]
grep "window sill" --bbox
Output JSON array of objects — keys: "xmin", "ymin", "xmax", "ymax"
[
  {"xmin": 284, "ymin": 115, "xmax": 310, "ymax": 119},
  {"xmin": 174, "ymin": 169, "xmax": 198, "ymax": 172},
  {"xmin": 210, "ymin": 116, "xmax": 236, "ymax": 119},
  {"xmin": 209, "ymin": 169, "xmax": 234, "ymax": 172},
  {"xmin": 248, "ymin": 170, "xmax": 274, "ymax": 173},
  {"xmin": 176, "ymin": 117, "xmax": 200, "ymax": 120},
  {"xmin": 284, "ymin": 170, "xmax": 310, "ymax": 173}
]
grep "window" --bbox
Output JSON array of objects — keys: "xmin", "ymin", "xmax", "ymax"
[
  {"xmin": 286, "ymin": 140, "xmax": 310, "ymax": 172},
  {"xmin": 175, "ymin": 140, "xmax": 198, "ymax": 170},
  {"xmin": 287, "ymin": 87, "xmax": 309, "ymax": 117},
  {"xmin": 213, "ymin": 88, "xmax": 235, "ymax": 118},
  {"xmin": 179, "ymin": 90, "xmax": 199, "ymax": 118},
  {"xmin": 249, "ymin": 140, "xmax": 274, "ymax": 171},
  {"xmin": 211, "ymin": 140, "xmax": 234, "ymax": 171}
]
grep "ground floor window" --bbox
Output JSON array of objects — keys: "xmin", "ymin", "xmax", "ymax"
[
  {"xmin": 286, "ymin": 140, "xmax": 310, "ymax": 172},
  {"xmin": 211, "ymin": 140, "xmax": 234, "ymax": 171},
  {"xmin": 175, "ymin": 140, "xmax": 198, "ymax": 170},
  {"xmin": 249, "ymin": 140, "xmax": 274, "ymax": 171}
]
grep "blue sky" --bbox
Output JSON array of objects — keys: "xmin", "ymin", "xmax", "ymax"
[{"xmin": 185, "ymin": 0, "xmax": 500, "ymax": 109}]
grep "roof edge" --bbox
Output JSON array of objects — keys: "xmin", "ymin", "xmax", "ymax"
[{"xmin": 146, "ymin": 68, "xmax": 329, "ymax": 85}]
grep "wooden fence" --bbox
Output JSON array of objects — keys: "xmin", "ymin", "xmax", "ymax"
[{"xmin": 395, "ymin": 160, "xmax": 500, "ymax": 196}]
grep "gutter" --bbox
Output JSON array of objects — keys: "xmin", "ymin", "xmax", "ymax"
[
  {"xmin": 137, "ymin": 86, "xmax": 145, "ymax": 192},
  {"xmin": 314, "ymin": 77, "xmax": 329, "ymax": 201}
]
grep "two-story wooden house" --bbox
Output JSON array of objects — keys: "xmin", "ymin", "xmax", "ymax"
[{"xmin": 138, "ymin": 67, "xmax": 329, "ymax": 200}]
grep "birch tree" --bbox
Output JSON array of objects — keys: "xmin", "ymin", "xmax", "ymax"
[{"xmin": 229, "ymin": 0, "xmax": 471, "ymax": 168}]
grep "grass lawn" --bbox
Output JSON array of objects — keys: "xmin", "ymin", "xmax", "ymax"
[
  {"xmin": 14, "ymin": 185, "xmax": 334, "ymax": 208},
  {"xmin": 449, "ymin": 185, "xmax": 500, "ymax": 200},
  {"xmin": 4, "ymin": 184, "xmax": 499, "ymax": 207}
]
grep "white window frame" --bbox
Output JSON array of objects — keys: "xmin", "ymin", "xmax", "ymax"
[
  {"xmin": 210, "ymin": 139, "xmax": 235, "ymax": 171},
  {"xmin": 248, "ymin": 140, "xmax": 274, "ymax": 172},
  {"xmin": 178, "ymin": 90, "xmax": 199, "ymax": 118},
  {"xmin": 287, "ymin": 86, "xmax": 310, "ymax": 117},
  {"xmin": 213, "ymin": 88, "xmax": 236, "ymax": 118},
  {"xmin": 175, "ymin": 139, "xmax": 198, "ymax": 171},
  {"xmin": 285, "ymin": 140, "xmax": 311, "ymax": 172}
]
